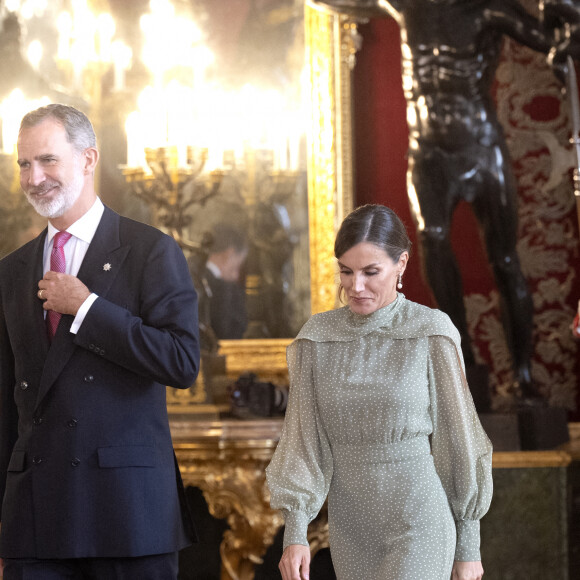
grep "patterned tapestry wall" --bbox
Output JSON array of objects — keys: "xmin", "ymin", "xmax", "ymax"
[
  {"xmin": 353, "ymin": 8, "xmax": 580, "ymax": 417},
  {"xmin": 486, "ymin": 32, "xmax": 579, "ymax": 412}
]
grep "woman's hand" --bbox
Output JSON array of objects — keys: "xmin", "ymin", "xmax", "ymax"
[
  {"xmin": 451, "ymin": 560, "xmax": 483, "ymax": 580},
  {"xmin": 279, "ymin": 544, "xmax": 311, "ymax": 580}
]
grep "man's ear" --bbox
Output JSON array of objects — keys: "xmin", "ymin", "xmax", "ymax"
[{"xmin": 83, "ymin": 147, "xmax": 99, "ymax": 174}]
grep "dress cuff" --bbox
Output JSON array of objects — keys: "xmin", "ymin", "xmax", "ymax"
[
  {"xmin": 455, "ymin": 519, "xmax": 481, "ymax": 561},
  {"xmin": 282, "ymin": 510, "xmax": 310, "ymax": 550}
]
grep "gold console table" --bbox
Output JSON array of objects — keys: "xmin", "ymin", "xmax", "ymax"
[
  {"xmin": 171, "ymin": 418, "xmax": 286, "ymax": 580},
  {"xmin": 171, "ymin": 417, "xmax": 573, "ymax": 580}
]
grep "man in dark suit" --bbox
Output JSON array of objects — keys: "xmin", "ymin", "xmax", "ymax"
[
  {"xmin": 0, "ymin": 104, "xmax": 200, "ymax": 579},
  {"xmin": 204, "ymin": 223, "xmax": 248, "ymax": 340}
]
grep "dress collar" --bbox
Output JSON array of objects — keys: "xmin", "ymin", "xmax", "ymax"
[{"xmin": 346, "ymin": 293, "xmax": 403, "ymax": 328}]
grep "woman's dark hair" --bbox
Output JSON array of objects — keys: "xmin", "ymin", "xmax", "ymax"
[{"xmin": 334, "ymin": 204, "xmax": 412, "ymax": 262}]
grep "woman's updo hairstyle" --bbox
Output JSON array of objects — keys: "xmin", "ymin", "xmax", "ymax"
[{"xmin": 334, "ymin": 204, "xmax": 412, "ymax": 262}]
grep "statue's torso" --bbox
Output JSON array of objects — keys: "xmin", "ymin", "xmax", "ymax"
[{"xmin": 398, "ymin": 1, "xmax": 504, "ymax": 148}]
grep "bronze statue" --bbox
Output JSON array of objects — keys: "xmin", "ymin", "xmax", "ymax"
[{"xmin": 315, "ymin": 0, "xmax": 580, "ymax": 405}]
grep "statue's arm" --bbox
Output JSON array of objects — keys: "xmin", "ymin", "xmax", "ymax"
[
  {"xmin": 486, "ymin": 0, "xmax": 580, "ymax": 79},
  {"xmin": 543, "ymin": 0, "xmax": 580, "ymax": 25},
  {"xmin": 483, "ymin": 0, "xmax": 554, "ymax": 54}
]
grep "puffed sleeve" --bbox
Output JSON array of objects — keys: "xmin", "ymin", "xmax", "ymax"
[
  {"xmin": 428, "ymin": 335, "xmax": 493, "ymax": 562},
  {"xmin": 266, "ymin": 339, "xmax": 333, "ymax": 549}
]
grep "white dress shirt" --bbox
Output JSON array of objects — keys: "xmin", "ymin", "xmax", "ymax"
[{"xmin": 43, "ymin": 197, "xmax": 105, "ymax": 334}]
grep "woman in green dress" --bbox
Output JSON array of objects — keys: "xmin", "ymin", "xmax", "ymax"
[{"xmin": 266, "ymin": 204, "xmax": 492, "ymax": 580}]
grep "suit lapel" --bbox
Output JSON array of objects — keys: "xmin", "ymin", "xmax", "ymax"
[
  {"xmin": 15, "ymin": 229, "xmax": 51, "ymax": 364},
  {"xmin": 37, "ymin": 208, "xmax": 131, "ymax": 407}
]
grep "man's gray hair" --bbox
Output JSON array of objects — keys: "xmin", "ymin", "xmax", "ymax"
[{"xmin": 19, "ymin": 103, "xmax": 97, "ymax": 152}]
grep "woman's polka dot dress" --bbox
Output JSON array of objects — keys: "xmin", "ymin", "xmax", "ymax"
[{"xmin": 266, "ymin": 294, "xmax": 493, "ymax": 580}]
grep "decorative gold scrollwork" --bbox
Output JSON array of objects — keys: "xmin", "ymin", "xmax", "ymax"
[{"xmin": 173, "ymin": 419, "xmax": 285, "ymax": 580}]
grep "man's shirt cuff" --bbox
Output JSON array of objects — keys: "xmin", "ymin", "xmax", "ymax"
[{"xmin": 70, "ymin": 293, "xmax": 98, "ymax": 334}]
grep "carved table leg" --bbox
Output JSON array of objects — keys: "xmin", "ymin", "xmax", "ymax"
[{"xmin": 176, "ymin": 449, "xmax": 284, "ymax": 580}]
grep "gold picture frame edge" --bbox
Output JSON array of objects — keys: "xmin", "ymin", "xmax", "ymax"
[{"xmin": 218, "ymin": 3, "xmax": 356, "ymax": 378}]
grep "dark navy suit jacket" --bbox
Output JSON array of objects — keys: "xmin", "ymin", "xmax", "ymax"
[
  {"xmin": 205, "ymin": 268, "xmax": 248, "ymax": 340},
  {"xmin": 0, "ymin": 206, "xmax": 200, "ymax": 559}
]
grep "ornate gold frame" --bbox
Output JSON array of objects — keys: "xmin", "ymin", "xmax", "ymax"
[
  {"xmin": 167, "ymin": 3, "xmax": 358, "ymax": 413},
  {"xmin": 217, "ymin": 3, "xmax": 357, "ymax": 380}
]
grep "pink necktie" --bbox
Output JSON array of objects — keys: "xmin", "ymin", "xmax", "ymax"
[{"xmin": 46, "ymin": 231, "xmax": 72, "ymax": 339}]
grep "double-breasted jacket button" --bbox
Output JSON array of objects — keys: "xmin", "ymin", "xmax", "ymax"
[
  {"xmin": 33, "ymin": 416, "xmax": 43, "ymax": 425},
  {"xmin": 71, "ymin": 458, "xmax": 81, "ymax": 467},
  {"xmin": 19, "ymin": 381, "xmax": 29, "ymax": 390},
  {"xmin": 89, "ymin": 344, "xmax": 106, "ymax": 356},
  {"xmin": 84, "ymin": 375, "xmax": 94, "ymax": 383},
  {"xmin": 67, "ymin": 418, "xmax": 78, "ymax": 428},
  {"xmin": 32, "ymin": 456, "xmax": 43, "ymax": 465}
]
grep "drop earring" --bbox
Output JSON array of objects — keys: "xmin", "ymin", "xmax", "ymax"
[{"xmin": 397, "ymin": 273, "xmax": 403, "ymax": 290}]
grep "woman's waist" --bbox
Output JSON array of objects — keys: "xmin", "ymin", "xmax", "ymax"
[{"xmin": 331, "ymin": 436, "xmax": 431, "ymax": 465}]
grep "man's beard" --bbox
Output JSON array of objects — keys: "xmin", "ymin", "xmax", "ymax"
[{"xmin": 24, "ymin": 172, "xmax": 84, "ymax": 219}]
